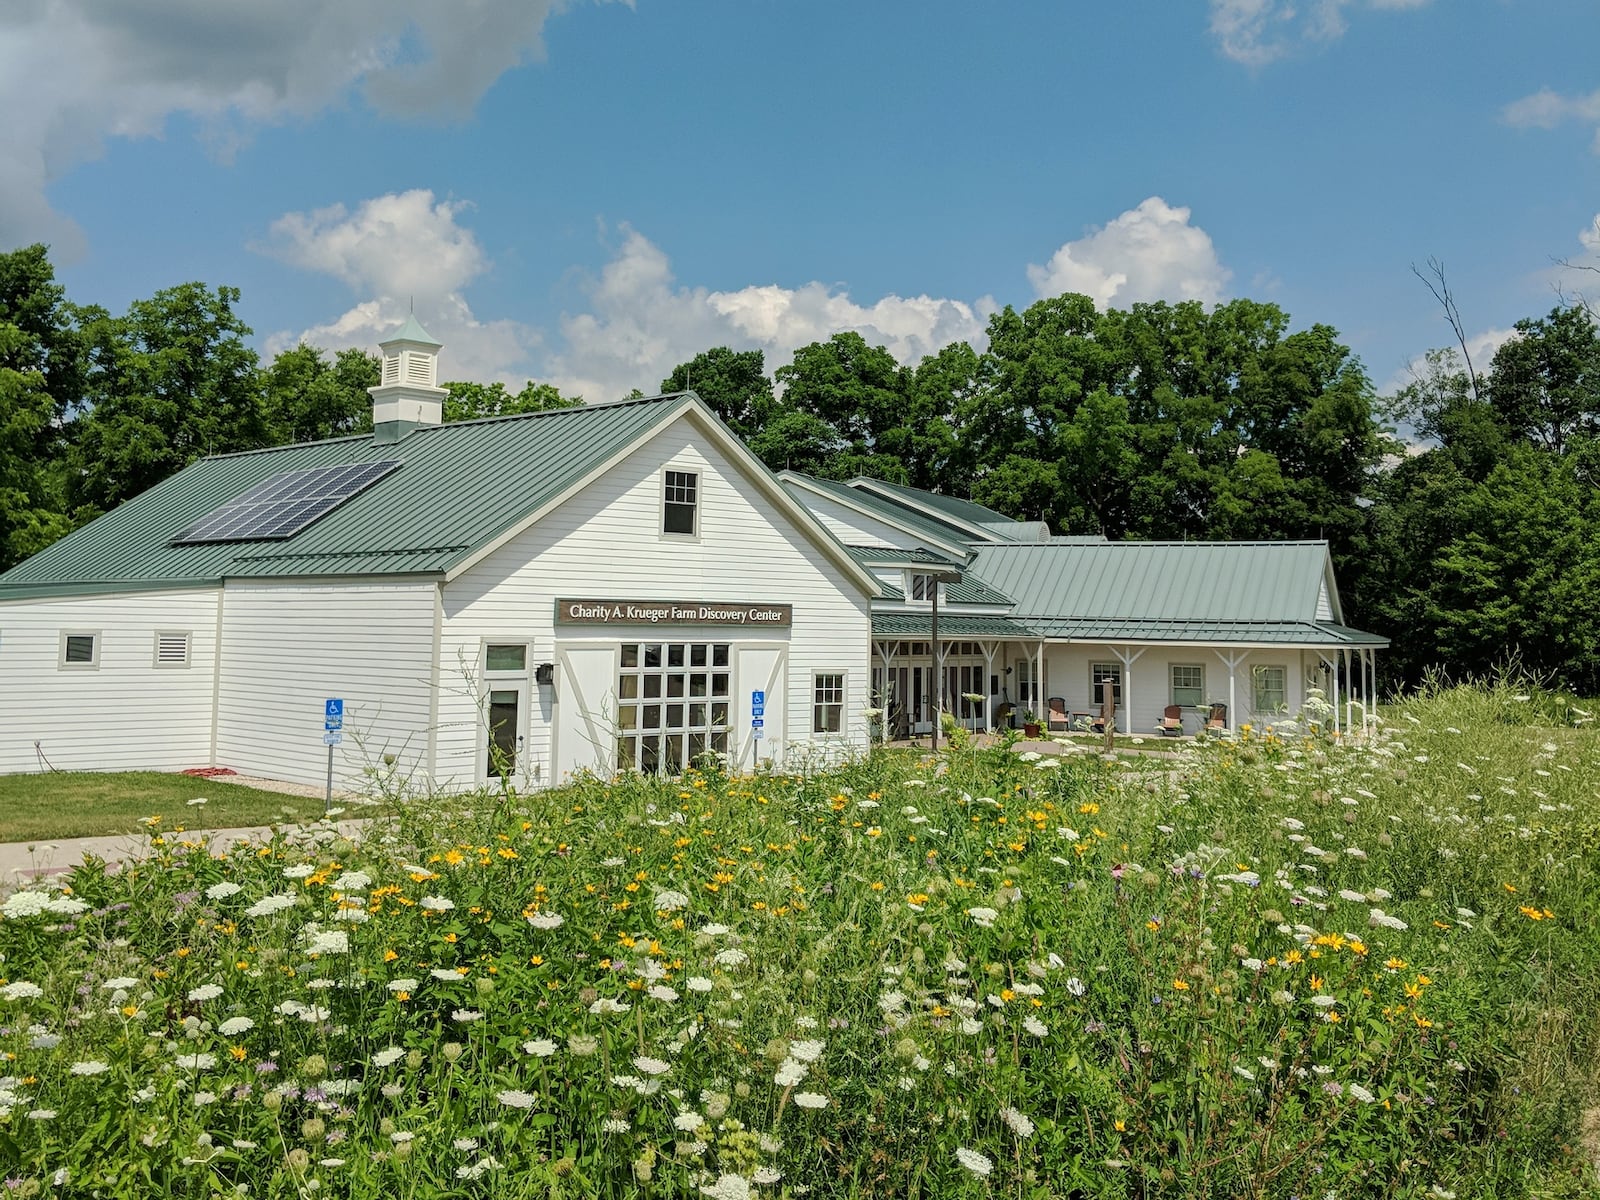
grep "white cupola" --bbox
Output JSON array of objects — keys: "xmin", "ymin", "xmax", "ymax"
[{"xmin": 368, "ymin": 314, "xmax": 448, "ymax": 443}]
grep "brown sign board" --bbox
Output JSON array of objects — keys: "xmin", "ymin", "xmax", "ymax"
[{"xmin": 555, "ymin": 599, "xmax": 793, "ymax": 628}]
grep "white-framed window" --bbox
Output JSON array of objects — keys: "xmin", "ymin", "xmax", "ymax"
[
  {"xmin": 1090, "ymin": 663, "xmax": 1122, "ymax": 706},
  {"xmin": 1170, "ymin": 663, "xmax": 1204, "ymax": 707},
  {"xmin": 662, "ymin": 469, "xmax": 699, "ymax": 537},
  {"xmin": 484, "ymin": 643, "xmax": 529, "ymax": 674},
  {"xmin": 908, "ymin": 573, "xmax": 937, "ymax": 603},
  {"xmin": 154, "ymin": 631, "xmax": 192, "ymax": 669},
  {"xmin": 813, "ymin": 672, "xmax": 845, "ymax": 734},
  {"xmin": 617, "ymin": 641, "xmax": 731, "ymax": 773},
  {"xmin": 1014, "ymin": 657, "xmax": 1038, "ymax": 711},
  {"xmin": 1252, "ymin": 664, "xmax": 1288, "ymax": 714},
  {"xmin": 59, "ymin": 630, "xmax": 100, "ymax": 669}
]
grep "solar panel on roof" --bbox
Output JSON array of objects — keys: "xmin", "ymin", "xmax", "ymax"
[{"xmin": 173, "ymin": 460, "xmax": 402, "ymax": 545}]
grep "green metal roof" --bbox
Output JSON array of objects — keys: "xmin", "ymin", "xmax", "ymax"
[
  {"xmin": 1025, "ymin": 618, "xmax": 1389, "ymax": 647},
  {"xmin": 967, "ymin": 541, "xmax": 1336, "ymax": 624},
  {"xmin": 839, "ymin": 546, "xmax": 1011, "ymax": 607},
  {"xmin": 871, "ymin": 613, "xmax": 1037, "ymax": 639},
  {"xmin": 778, "ymin": 473, "xmax": 975, "ymax": 552},
  {"xmin": 840, "ymin": 544, "xmax": 962, "ymax": 568},
  {"xmin": 847, "ymin": 478, "xmax": 1038, "ymax": 541},
  {"xmin": 0, "ymin": 395, "xmax": 690, "ymax": 600},
  {"xmin": 381, "ymin": 313, "xmax": 442, "ymax": 348}
]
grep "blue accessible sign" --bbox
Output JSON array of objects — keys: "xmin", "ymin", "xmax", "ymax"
[{"xmin": 324, "ymin": 698, "xmax": 344, "ymax": 732}]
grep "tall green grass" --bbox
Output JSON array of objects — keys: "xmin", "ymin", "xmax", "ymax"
[{"xmin": 0, "ymin": 683, "xmax": 1595, "ymax": 1197}]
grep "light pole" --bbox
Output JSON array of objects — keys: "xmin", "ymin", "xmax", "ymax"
[{"xmin": 926, "ymin": 568, "xmax": 965, "ymax": 755}]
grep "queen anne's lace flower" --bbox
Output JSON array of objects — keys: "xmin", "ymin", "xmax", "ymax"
[
  {"xmin": 955, "ymin": 1147, "xmax": 992, "ymax": 1177},
  {"xmin": 1000, "ymin": 1106, "xmax": 1035, "ymax": 1138}
]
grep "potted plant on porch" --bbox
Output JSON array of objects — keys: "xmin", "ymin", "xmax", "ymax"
[{"xmin": 1019, "ymin": 709, "xmax": 1042, "ymax": 739}]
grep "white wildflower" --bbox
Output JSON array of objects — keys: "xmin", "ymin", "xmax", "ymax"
[
  {"xmin": 955, "ymin": 1147, "xmax": 993, "ymax": 1177},
  {"xmin": 244, "ymin": 894, "xmax": 296, "ymax": 918},
  {"xmin": 1000, "ymin": 1106, "xmax": 1035, "ymax": 1138}
]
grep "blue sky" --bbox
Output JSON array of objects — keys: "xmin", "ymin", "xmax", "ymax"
[{"xmin": 4, "ymin": 0, "xmax": 1599, "ymax": 402}]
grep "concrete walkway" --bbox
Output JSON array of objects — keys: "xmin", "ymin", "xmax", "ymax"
[{"xmin": 0, "ymin": 818, "xmax": 377, "ymax": 887}]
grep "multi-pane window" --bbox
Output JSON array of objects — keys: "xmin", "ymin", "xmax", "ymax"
[
  {"xmin": 1090, "ymin": 663, "xmax": 1122, "ymax": 706},
  {"xmin": 617, "ymin": 641, "xmax": 731, "ymax": 773},
  {"xmin": 908, "ymin": 573, "xmax": 936, "ymax": 602},
  {"xmin": 663, "ymin": 470, "xmax": 698, "ymax": 536},
  {"xmin": 1170, "ymin": 664, "xmax": 1204, "ymax": 707},
  {"xmin": 1252, "ymin": 665, "xmax": 1288, "ymax": 714},
  {"xmin": 1015, "ymin": 657, "xmax": 1039, "ymax": 710},
  {"xmin": 813, "ymin": 673, "xmax": 845, "ymax": 734}
]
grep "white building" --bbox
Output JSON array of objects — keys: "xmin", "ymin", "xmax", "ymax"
[
  {"xmin": 0, "ymin": 320, "xmax": 1388, "ymax": 790},
  {"xmin": 0, "ymin": 319, "xmax": 880, "ymax": 791},
  {"xmin": 776, "ymin": 473, "xmax": 1387, "ymax": 738}
]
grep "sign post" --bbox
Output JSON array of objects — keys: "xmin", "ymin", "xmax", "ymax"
[{"xmin": 323, "ymin": 699, "xmax": 343, "ymax": 814}]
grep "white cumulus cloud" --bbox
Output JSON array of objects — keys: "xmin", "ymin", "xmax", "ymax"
[
  {"xmin": 263, "ymin": 195, "xmax": 1240, "ymax": 403},
  {"xmin": 259, "ymin": 190, "xmax": 538, "ymax": 384},
  {"xmin": 1209, "ymin": 0, "xmax": 1431, "ymax": 67},
  {"xmin": 1026, "ymin": 197, "xmax": 1230, "ymax": 309},
  {"xmin": 545, "ymin": 225, "xmax": 995, "ymax": 402},
  {"xmin": 0, "ymin": 0, "xmax": 606, "ymax": 257},
  {"xmin": 1502, "ymin": 86, "xmax": 1600, "ymax": 154}
]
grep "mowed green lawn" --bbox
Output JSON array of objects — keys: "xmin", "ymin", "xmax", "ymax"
[{"xmin": 0, "ymin": 771, "xmax": 331, "ymax": 842}]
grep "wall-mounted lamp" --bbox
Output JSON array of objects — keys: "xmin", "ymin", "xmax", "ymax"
[{"xmin": 535, "ymin": 662, "xmax": 555, "ymax": 686}]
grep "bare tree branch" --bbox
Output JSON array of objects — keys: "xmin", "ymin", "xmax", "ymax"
[
  {"xmin": 1552, "ymin": 215, "xmax": 1600, "ymax": 321},
  {"xmin": 1411, "ymin": 257, "xmax": 1484, "ymax": 404}
]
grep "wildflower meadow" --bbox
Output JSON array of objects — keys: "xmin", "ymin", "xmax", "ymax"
[{"xmin": 1, "ymin": 682, "xmax": 1597, "ymax": 1198}]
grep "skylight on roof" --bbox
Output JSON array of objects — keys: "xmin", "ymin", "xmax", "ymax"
[{"xmin": 173, "ymin": 460, "xmax": 401, "ymax": 545}]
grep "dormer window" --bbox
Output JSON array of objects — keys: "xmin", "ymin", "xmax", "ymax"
[{"xmin": 908, "ymin": 573, "xmax": 939, "ymax": 603}]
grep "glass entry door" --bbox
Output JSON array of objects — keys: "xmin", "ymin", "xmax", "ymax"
[{"xmin": 486, "ymin": 687, "xmax": 524, "ymax": 777}]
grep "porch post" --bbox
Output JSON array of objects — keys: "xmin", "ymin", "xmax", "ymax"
[
  {"xmin": 1112, "ymin": 645, "xmax": 1146, "ymax": 734},
  {"xmin": 981, "ymin": 641, "xmax": 998, "ymax": 731},
  {"xmin": 1214, "ymin": 648, "xmax": 1248, "ymax": 732},
  {"xmin": 1324, "ymin": 652, "xmax": 1337, "ymax": 739},
  {"xmin": 875, "ymin": 640, "xmax": 897, "ymax": 746},
  {"xmin": 1037, "ymin": 641, "xmax": 1046, "ymax": 713},
  {"xmin": 1343, "ymin": 649, "xmax": 1352, "ymax": 734}
]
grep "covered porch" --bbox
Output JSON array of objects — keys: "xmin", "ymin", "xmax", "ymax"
[{"xmin": 869, "ymin": 614, "xmax": 1388, "ymax": 742}]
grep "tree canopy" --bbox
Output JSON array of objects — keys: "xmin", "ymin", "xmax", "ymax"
[{"xmin": 10, "ymin": 240, "xmax": 1600, "ymax": 694}]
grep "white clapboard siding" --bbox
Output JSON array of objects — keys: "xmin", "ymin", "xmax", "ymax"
[
  {"xmin": 214, "ymin": 580, "xmax": 437, "ymax": 791},
  {"xmin": 438, "ymin": 417, "xmax": 873, "ymax": 790},
  {"xmin": 790, "ymin": 490, "xmax": 943, "ymax": 553},
  {"xmin": 1041, "ymin": 645, "xmax": 1306, "ymax": 735},
  {"xmin": 0, "ymin": 589, "xmax": 220, "ymax": 773}
]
